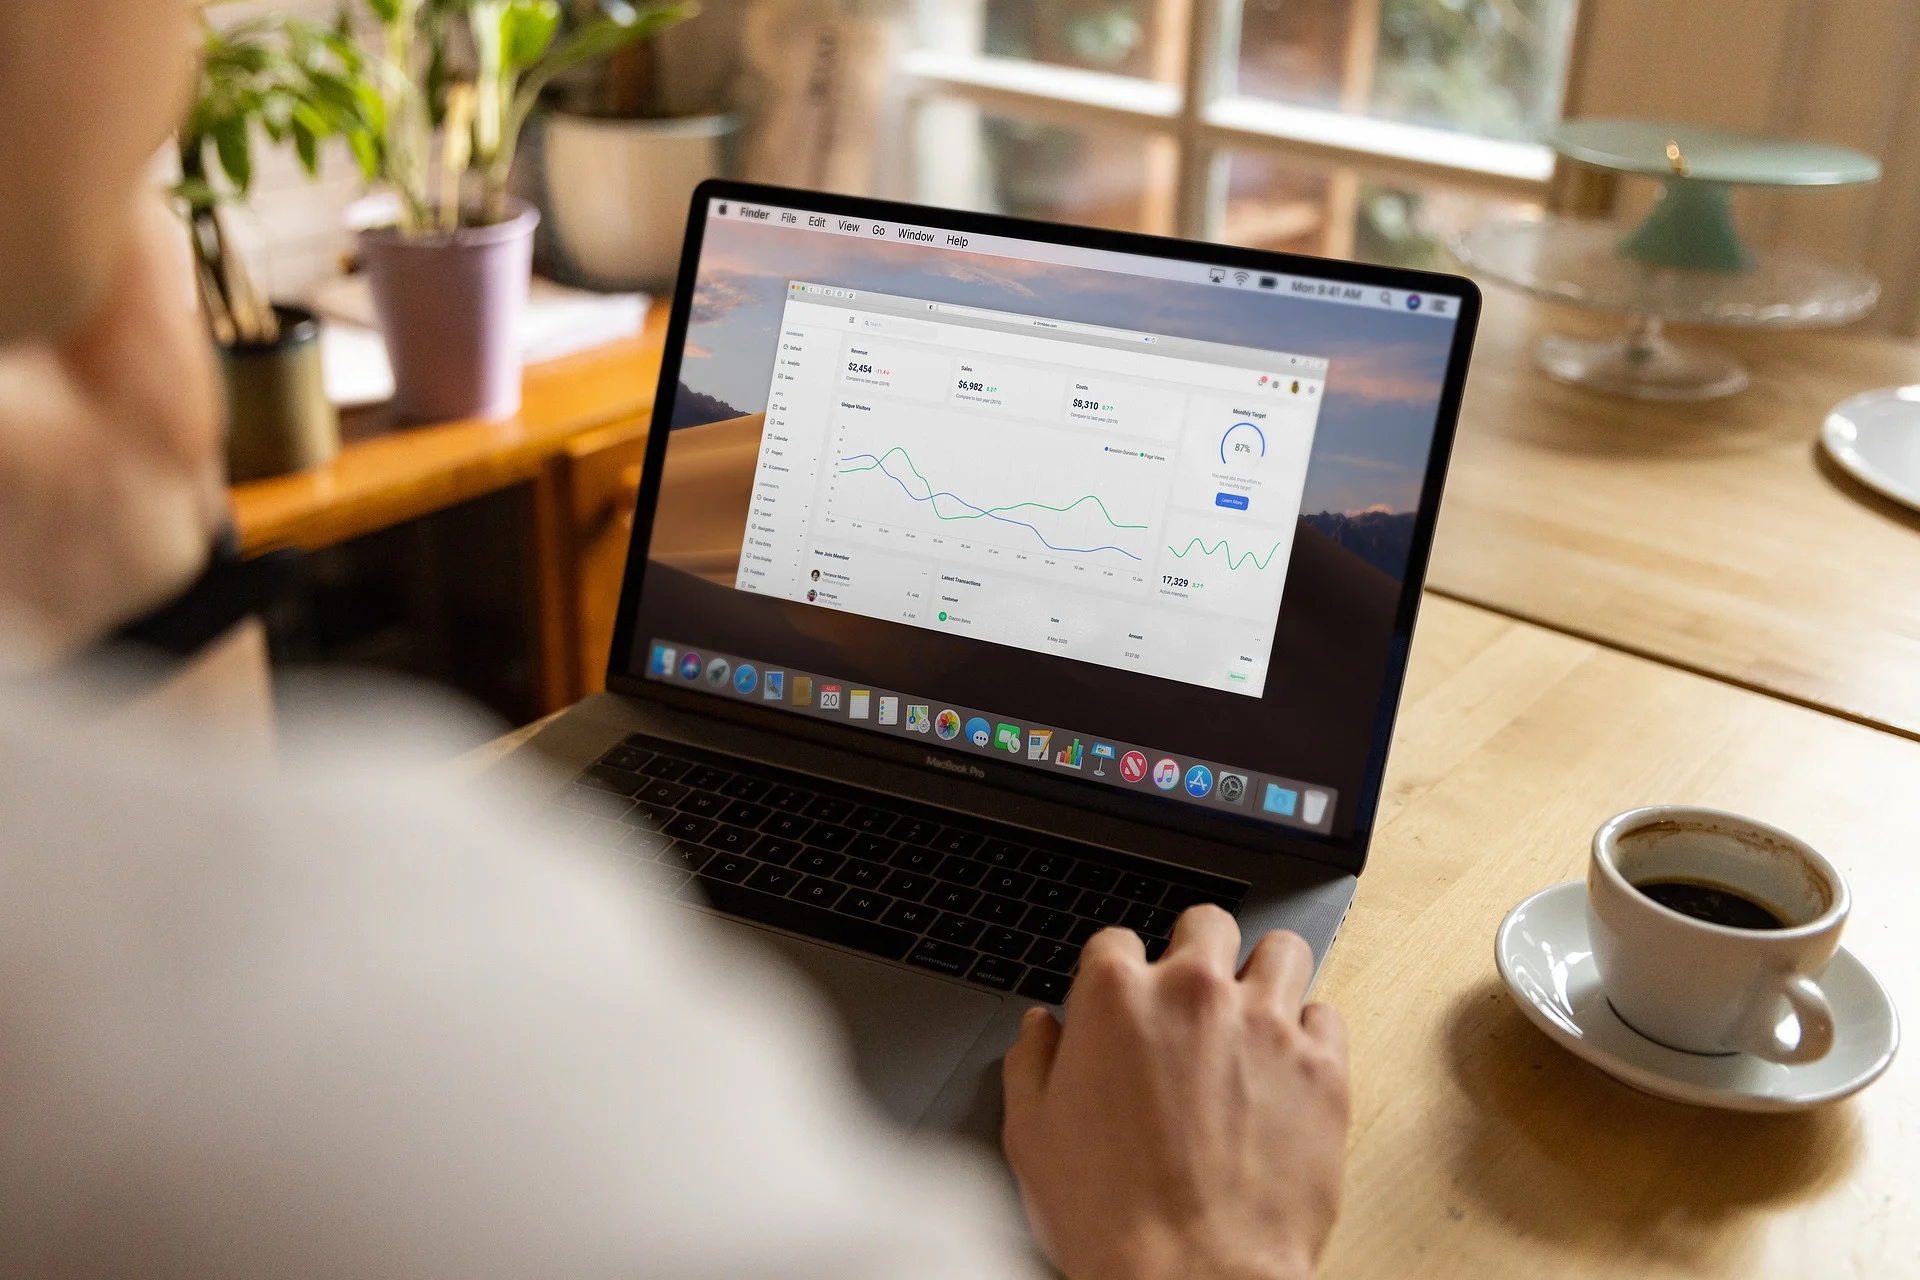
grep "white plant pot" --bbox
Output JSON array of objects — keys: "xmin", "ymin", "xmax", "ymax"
[{"xmin": 542, "ymin": 112, "xmax": 737, "ymax": 292}]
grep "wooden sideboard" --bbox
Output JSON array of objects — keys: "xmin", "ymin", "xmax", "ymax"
[{"xmin": 229, "ymin": 308, "xmax": 667, "ymax": 713}]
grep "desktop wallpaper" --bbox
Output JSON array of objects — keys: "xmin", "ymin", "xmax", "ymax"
[{"xmin": 671, "ymin": 215, "xmax": 1459, "ymax": 580}]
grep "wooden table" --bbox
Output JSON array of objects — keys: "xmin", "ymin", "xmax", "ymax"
[
  {"xmin": 480, "ymin": 593, "xmax": 1920, "ymax": 1275},
  {"xmin": 1429, "ymin": 291, "xmax": 1920, "ymax": 740},
  {"xmin": 229, "ymin": 306, "xmax": 669, "ymax": 710},
  {"xmin": 1316, "ymin": 594, "xmax": 1918, "ymax": 1278}
]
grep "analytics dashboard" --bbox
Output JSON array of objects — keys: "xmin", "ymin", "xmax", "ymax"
[{"xmin": 735, "ymin": 281, "xmax": 1330, "ymax": 697}]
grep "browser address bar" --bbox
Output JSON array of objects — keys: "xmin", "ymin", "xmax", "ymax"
[{"xmin": 924, "ymin": 301, "xmax": 1158, "ymax": 344}]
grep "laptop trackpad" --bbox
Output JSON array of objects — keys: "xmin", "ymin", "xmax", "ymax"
[{"xmin": 716, "ymin": 919, "xmax": 1004, "ymax": 1126}]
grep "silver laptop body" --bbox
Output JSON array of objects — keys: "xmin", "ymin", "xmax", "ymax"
[{"xmin": 507, "ymin": 182, "xmax": 1480, "ymax": 1143}]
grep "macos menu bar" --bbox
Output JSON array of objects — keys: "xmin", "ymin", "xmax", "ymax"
[{"xmin": 706, "ymin": 199, "xmax": 1460, "ymax": 321}]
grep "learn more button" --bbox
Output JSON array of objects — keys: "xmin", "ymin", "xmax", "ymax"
[{"xmin": 1214, "ymin": 492, "xmax": 1250, "ymax": 510}]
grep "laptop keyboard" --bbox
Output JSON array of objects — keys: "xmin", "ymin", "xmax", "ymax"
[{"xmin": 548, "ymin": 733, "xmax": 1250, "ymax": 1004}]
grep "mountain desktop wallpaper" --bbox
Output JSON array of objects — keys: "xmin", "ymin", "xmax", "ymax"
[{"xmin": 1302, "ymin": 509, "xmax": 1419, "ymax": 580}]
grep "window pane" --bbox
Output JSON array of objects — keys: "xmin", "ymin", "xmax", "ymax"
[
  {"xmin": 1347, "ymin": 180, "xmax": 1542, "ymax": 268},
  {"xmin": 1222, "ymin": 154, "xmax": 1333, "ymax": 255},
  {"xmin": 911, "ymin": 98, "xmax": 1176, "ymax": 232},
  {"xmin": 912, "ymin": 0, "xmax": 1184, "ymax": 82},
  {"xmin": 1233, "ymin": 0, "xmax": 1577, "ymax": 142},
  {"xmin": 1221, "ymin": 153, "xmax": 1541, "ymax": 265}
]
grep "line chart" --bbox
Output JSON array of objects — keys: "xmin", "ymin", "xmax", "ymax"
[
  {"xmin": 837, "ymin": 447, "xmax": 1148, "ymax": 559},
  {"xmin": 1166, "ymin": 537, "xmax": 1286, "ymax": 571}
]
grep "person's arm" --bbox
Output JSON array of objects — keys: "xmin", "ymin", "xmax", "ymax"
[
  {"xmin": 1004, "ymin": 909, "xmax": 1351, "ymax": 1280},
  {"xmin": 0, "ymin": 709, "xmax": 1047, "ymax": 1280},
  {"xmin": 3, "ymin": 682, "xmax": 1348, "ymax": 1280},
  {"xmin": 0, "ymin": 189, "xmax": 225, "ymax": 669}
]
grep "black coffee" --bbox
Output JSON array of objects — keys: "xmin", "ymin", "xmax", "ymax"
[{"xmin": 1633, "ymin": 877, "xmax": 1787, "ymax": 930}]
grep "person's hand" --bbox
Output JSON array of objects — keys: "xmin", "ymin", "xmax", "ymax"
[
  {"xmin": 1002, "ymin": 909, "xmax": 1350, "ymax": 1280},
  {"xmin": 0, "ymin": 189, "xmax": 225, "ymax": 665}
]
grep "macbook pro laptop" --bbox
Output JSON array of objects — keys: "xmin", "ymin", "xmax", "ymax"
[{"xmin": 517, "ymin": 180, "xmax": 1480, "ymax": 1140}]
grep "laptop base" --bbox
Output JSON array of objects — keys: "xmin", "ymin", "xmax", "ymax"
[{"xmin": 506, "ymin": 691, "xmax": 1358, "ymax": 1135}]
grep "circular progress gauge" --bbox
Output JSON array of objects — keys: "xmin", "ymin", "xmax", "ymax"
[{"xmin": 1219, "ymin": 421, "xmax": 1267, "ymax": 474}]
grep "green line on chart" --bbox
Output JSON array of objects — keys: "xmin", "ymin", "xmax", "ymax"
[
  {"xmin": 1166, "ymin": 537, "xmax": 1285, "ymax": 570},
  {"xmin": 839, "ymin": 446, "xmax": 1148, "ymax": 529}
]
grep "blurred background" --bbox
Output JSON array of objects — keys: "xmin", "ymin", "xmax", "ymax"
[
  {"xmin": 219, "ymin": 0, "xmax": 1920, "ymax": 309},
  {"xmin": 193, "ymin": 0, "xmax": 1920, "ymax": 736}
]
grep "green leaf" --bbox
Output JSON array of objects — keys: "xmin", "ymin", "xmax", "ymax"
[
  {"xmin": 173, "ymin": 176, "xmax": 223, "ymax": 211},
  {"xmin": 232, "ymin": 45, "xmax": 274, "ymax": 75},
  {"xmin": 347, "ymin": 127, "xmax": 381, "ymax": 181},
  {"xmin": 367, "ymin": 0, "xmax": 403, "ymax": 22},
  {"xmin": 533, "ymin": 3, "xmax": 692, "ymax": 84},
  {"xmin": 286, "ymin": 21, "xmax": 320, "ymax": 66},
  {"xmin": 293, "ymin": 119, "xmax": 320, "ymax": 173},
  {"xmin": 501, "ymin": 3, "xmax": 692, "ymax": 162},
  {"xmin": 502, "ymin": 0, "xmax": 561, "ymax": 70},
  {"xmin": 351, "ymin": 79, "xmax": 387, "ymax": 135},
  {"xmin": 290, "ymin": 99, "xmax": 332, "ymax": 137},
  {"xmin": 303, "ymin": 73, "xmax": 356, "ymax": 118},
  {"xmin": 212, "ymin": 116, "xmax": 253, "ymax": 193},
  {"xmin": 425, "ymin": 30, "xmax": 452, "ymax": 125}
]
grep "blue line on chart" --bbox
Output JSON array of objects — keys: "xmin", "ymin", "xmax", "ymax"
[{"xmin": 838, "ymin": 453, "xmax": 1144, "ymax": 560}]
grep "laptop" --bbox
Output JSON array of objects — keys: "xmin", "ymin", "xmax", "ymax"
[{"xmin": 519, "ymin": 180, "xmax": 1479, "ymax": 1140}]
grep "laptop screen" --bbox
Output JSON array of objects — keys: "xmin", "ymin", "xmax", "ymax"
[{"xmin": 612, "ymin": 183, "xmax": 1475, "ymax": 859}]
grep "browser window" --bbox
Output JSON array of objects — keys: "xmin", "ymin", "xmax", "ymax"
[{"xmin": 739, "ymin": 283, "xmax": 1328, "ymax": 695}]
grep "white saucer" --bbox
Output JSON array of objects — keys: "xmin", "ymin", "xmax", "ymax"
[
  {"xmin": 1495, "ymin": 881, "xmax": 1899, "ymax": 1112},
  {"xmin": 1823, "ymin": 386, "xmax": 1920, "ymax": 514}
]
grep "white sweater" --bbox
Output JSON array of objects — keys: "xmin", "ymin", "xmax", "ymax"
[{"xmin": 0, "ymin": 675, "xmax": 1039, "ymax": 1278}]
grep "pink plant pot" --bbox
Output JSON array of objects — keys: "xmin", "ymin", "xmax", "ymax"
[{"xmin": 359, "ymin": 201, "xmax": 539, "ymax": 423}]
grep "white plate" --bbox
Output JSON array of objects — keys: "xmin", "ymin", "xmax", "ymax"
[
  {"xmin": 1822, "ymin": 386, "xmax": 1920, "ymax": 514},
  {"xmin": 1495, "ymin": 881, "xmax": 1898, "ymax": 1112}
]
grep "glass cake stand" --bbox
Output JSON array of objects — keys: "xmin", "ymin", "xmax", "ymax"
[
  {"xmin": 1452, "ymin": 120, "xmax": 1881, "ymax": 401},
  {"xmin": 1453, "ymin": 216, "xmax": 1880, "ymax": 400}
]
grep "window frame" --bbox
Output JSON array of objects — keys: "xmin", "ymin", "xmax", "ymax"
[{"xmin": 896, "ymin": 0, "xmax": 1570, "ymax": 246}]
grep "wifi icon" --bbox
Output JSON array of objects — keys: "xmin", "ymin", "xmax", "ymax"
[{"xmin": 1233, "ymin": 270, "xmax": 1250, "ymax": 286}]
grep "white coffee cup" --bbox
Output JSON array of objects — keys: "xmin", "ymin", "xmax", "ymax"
[{"xmin": 1588, "ymin": 806, "xmax": 1848, "ymax": 1063}]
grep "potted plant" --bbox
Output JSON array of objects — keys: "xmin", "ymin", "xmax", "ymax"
[
  {"xmin": 349, "ymin": 0, "xmax": 694, "ymax": 422},
  {"xmin": 540, "ymin": 0, "xmax": 731, "ymax": 291},
  {"xmin": 177, "ymin": 10, "xmax": 381, "ymax": 480}
]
